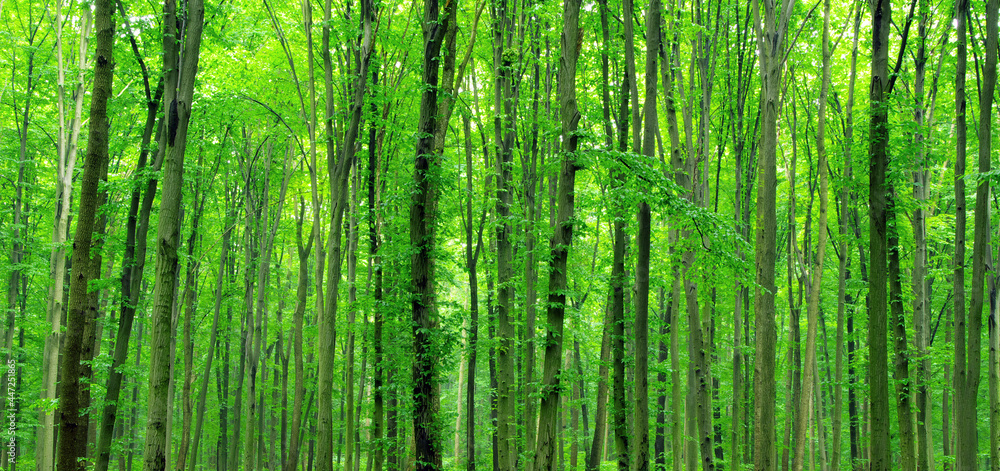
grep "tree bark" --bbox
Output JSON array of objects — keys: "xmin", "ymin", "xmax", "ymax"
[
  {"xmin": 141, "ymin": 0, "xmax": 204, "ymax": 469},
  {"xmin": 867, "ymin": 0, "xmax": 892, "ymax": 468},
  {"xmin": 793, "ymin": 1, "xmax": 830, "ymax": 469},
  {"xmin": 56, "ymin": 0, "xmax": 115, "ymax": 466},
  {"xmin": 409, "ymin": 0, "xmax": 450, "ymax": 466},
  {"xmin": 635, "ymin": 0, "xmax": 660, "ymax": 468},
  {"xmin": 952, "ymin": 0, "xmax": 970, "ymax": 466},
  {"xmin": 752, "ymin": 0, "xmax": 797, "ymax": 468},
  {"xmin": 533, "ymin": 1, "xmax": 582, "ymax": 468},
  {"xmin": 41, "ymin": 4, "xmax": 89, "ymax": 467},
  {"xmin": 978, "ymin": 0, "xmax": 999, "ymax": 468},
  {"xmin": 492, "ymin": 0, "xmax": 517, "ymax": 464}
]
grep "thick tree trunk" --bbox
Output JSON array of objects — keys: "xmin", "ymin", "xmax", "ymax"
[
  {"xmin": 867, "ymin": 0, "xmax": 891, "ymax": 468},
  {"xmin": 532, "ymin": 1, "xmax": 582, "ymax": 468},
  {"xmin": 56, "ymin": 0, "xmax": 115, "ymax": 466},
  {"xmin": 409, "ymin": 0, "xmax": 449, "ymax": 466}
]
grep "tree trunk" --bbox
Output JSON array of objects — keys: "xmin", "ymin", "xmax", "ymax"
[
  {"xmin": 41, "ymin": 3, "xmax": 89, "ymax": 467},
  {"xmin": 190, "ymin": 194, "xmax": 231, "ymax": 471},
  {"xmin": 793, "ymin": 1, "xmax": 830, "ymax": 469},
  {"xmin": 980, "ymin": 0, "xmax": 999, "ymax": 467},
  {"xmin": 176, "ymin": 159, "xmax": 207, "ymax": 471},
  {"xmin": 492, "ymin": 0, "xmax": 517, "ymax": 464},
  {"xmin": 532, "ymin": 1, "xmax": 582, "ymax": 468},
  {"xmin": 952, "ymin": 0, "xmax": 970, "ymax": 466},
  {"xmin": 910, "ymin": 0, "xmax": 933, "ymax": 467},
  {"xmin": 635, "ymin": 0, "xmax": 660, "ymax": 468},
  {"xmin": 409, "ymin": 0, "xmax": 450, "ymax": 466},
  {"xmin": 56, "ymin": 0, "xmax": 115, "ymax": 465},
  {"xmin": 752, "ymin": 0, "xmax": 797, "ymax": 468},
  {"xmin": 587, "ymin": 294, "xmax": 612, "ymax": 471},
  {"xmin": 141, "ymin": 0, "xmax": 205, "ymax": 469},
  {"xmin": 867, "ymin": 0, "xmax": 892, "ymax": 468}
]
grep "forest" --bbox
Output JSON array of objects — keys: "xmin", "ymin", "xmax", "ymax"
[{"xmin": 2, "ymin": 0, "xmax": 1000, "ymax": 468}]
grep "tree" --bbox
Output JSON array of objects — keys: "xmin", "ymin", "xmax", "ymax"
[
  {"xmin": 141, "ymin": 0, "xmax": 205, "ymax": 468},
  {"xmin": 533, "ymin": 0, "xmax": 582, "ymax": 468},
  {"xmin": 752, "ymin": 0, "xmax": 798, "ymax": 468}
]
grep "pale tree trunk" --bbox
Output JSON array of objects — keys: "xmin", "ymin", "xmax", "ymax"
[
  {"xmin": 141, "ymin": 0, "xmax": 205, "ymax": 468},
  {"xmin": 793, "ymin": 0, "xmax": 830, "ymax": 468},
  {"xmin": 532, "ymin": 0, "xmax": 582, "ymax": 467},
  {"xmin": 463, "ymin": 112, "xmax": 485, "ymax": 471},
  {"xmin": 910, "ymin": 0, "xmax": 933, "ymax": 467},
  {"xmin": 56, "ymin": 0, "xmax": 115, "ymax": 465},
  {"xmin": 40, "ymin": 5, "xmax": 90, "ymax": 468},
  {"xmin": 286, "ymin": 200, "xmax": 313, "ymax": 471},
  {"xmin": 344, "ymin": 163, "xmax": 359, "ymax": 471},
  {"xmin": 752, "ymin": 0, "xmax": 798, "ymax": 468},
  {"xmin": 245, "ymin": 143, "xmax": 293, "ymax": 471}
]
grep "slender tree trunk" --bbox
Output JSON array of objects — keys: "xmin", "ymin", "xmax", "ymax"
[
  {"xmin": 952, "ymin": 0, "xmax": 970, "ymax": 467},
  {"xmin": 794, "ymin": 1, "xmax": 830, "ymax": 468},
  {"xmin": 176, "ymin": 160, "xmax": 206, "ymax": 471},
  {"xmin": 533, "ymin": 1, "xmax": 582, "ymax": 468},
  {"xmin": 587, "ymin": 294, "xmax": 612, "ymax": 471},
  {"xmin": 888, "ymin": 188, "xmax": 915, "ymax": 471},
  {"xmin": 463, "ymin": 111, "xmax": 485, "ymax": 471},
  {"xmin": 979, "ymin": 0, "xmax": 999, "ymax": 467},
  {"xmin": 190, "ymin": 200, "xmax": 231, "ymax": 471},
  {"xmin": 635, "ymin": 1, "xmax": 660, "ymax": 468},
  {"xmin": 41, "ymin": 4, "xmax": 89, "ymax": 467},
  {"xmin": 318, "ymin": 0, "xmax": 374, "ymax": 468},
  {"xmin": 910, "ymin": 0, "xmax": 933, "ymax": 467},
  {"xmin": 752, "ymin": 0, "xmax": 797, "ymax": 468}
]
